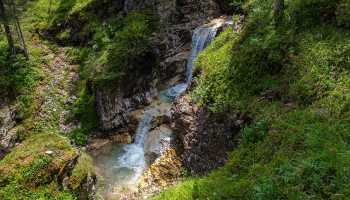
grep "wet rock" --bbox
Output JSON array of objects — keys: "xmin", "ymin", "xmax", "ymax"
[
  {"xmin": 95, "ymin": 87, "xmax": 157, "ymax": 131},
  {"xmin": 159, "ymin": 51, "xmax": 190, "ymax": 87},
  {"xmin": 144, "ymin": 125, "xmax": 173, "ymax": 165},
  {"xmin": 110, "ymin": 132, "xmax": 132, "ymax": 144},
  {"xmin": 150, "ymin": 114, "xmax": 172, "ymax": 130},
  {"xmin": 87, "ymin": 138, "xmax": 111, "ymax": 152}
]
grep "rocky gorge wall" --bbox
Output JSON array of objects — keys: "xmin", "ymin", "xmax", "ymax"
[
  {"xmin": 171, "ymin": 96, "xmax": 250, "ymax": 174},
  {"xmin": 95, "ymin": 0, "xmax": 224, "ymax": 135}
]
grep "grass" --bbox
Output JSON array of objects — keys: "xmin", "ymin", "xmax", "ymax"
[
  {"xmin": 155, "ymin": 0, "xmax": 350, "ymax": 199},
  {"xmin": 0, "ymin": 0, "xmax": 96, "ymax": 199}
]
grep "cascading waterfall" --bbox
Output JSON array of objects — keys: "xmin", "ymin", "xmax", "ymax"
[
  {"xmin": 93, "ymin": 19, "xmax": 231, "ymax": 199},
  {"xmin": 114, "ymin": 22, "xmax": 223, "ymax": 187},
  {"xmin": 116, "ymin": 112, "xmax": 153, "ymax": 184},
  {"xmin": 160, "ymin": 23, "xmax": 223, "ymax": 101}
]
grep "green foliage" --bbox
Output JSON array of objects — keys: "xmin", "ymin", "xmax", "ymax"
[
  {"xmin": 88, "ymin": 10, "xmax": 158, "ymax": 85},
  {"xmin": 0, "ymin": 182, "xmax": 76, "ymax": 200},
  {"xmin": 68, "ymin": 81, "xmax": 98, "ymax": 146},
  {"xmin": 0, "ymin": 46, "xmax": 40, "ymax": 95},
  {"xmin": 68, "ymin": 152, "xmax": 94, "ymax": 192},
  {"xmin": 69, "ymin": 129, "xmax": 88, "ymax": 146},
  {"xmin": 242, "ymin": 120, "xmax": 269, "ymax": 145},
  {"xmin": 288, "ymin": 0, "xmax": 341, "ymax": 28},
  {"xmin": 156, "ymin": 0, "xmax": 350, "ymax": 199}
]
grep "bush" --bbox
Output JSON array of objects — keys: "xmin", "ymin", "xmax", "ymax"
[{"xmin": 69, "ymin": 128, "xmax": 88, "ymax": 146}]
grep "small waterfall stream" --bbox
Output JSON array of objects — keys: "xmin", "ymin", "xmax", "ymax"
[{"xmin": 93, "ymin": 19, "xmax": 231, "ymax": 199}]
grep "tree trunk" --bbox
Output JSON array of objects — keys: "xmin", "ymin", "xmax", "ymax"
[
  {"xmin": 273, "ymin": 0, "xmax": 285, "ymax": 25},
  {"xmin": 0, "ymin": 0, "xmax": 15, "ymax": 55},
  {"xmin": 10, "ymin": 0, "xmax": 28, "ymax": 60}
]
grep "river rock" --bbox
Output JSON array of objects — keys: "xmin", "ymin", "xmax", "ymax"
[
  {"xmin": 144, "ymin": 125, "xmax": 173, "ymax": 165},
  {"xmin": 95, "ymin": 87, "xmax": 157, "ymax": 131}
]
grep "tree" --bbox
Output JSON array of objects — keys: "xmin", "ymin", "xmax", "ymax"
[
  {"xmin": 0, "ymin": 0, "xmax": 29, "ymax": 59},
  {"xmin": 0, "ymin": 0, "xmax": 15, "ymax": 55},
  {"xmin": 9, "ymin": 0, "xmax": 28, "ymax": 59}
]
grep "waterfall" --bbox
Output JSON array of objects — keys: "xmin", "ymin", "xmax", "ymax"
[
  {"xmin": 114, "ymin": 23, "xmax": 223, "ymax": 185},
  {"xmin": 94, "ymin": 20, "xmax": 231, "ymax": 198},
  {"xmin": 160, "ymin": 24, "xmax": 221, "ymax": 102},
  {"xmin": 116, "ymin": 112, "xmax": 153, "ymax": 184}
]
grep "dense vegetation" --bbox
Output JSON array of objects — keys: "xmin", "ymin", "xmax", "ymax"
[
  {"xmin": 46, "ymin": 0, "xmax": 159, "ymax": 145},
  {"xmin": 155, "ymin": 0, "xmax": 350, "ymax": 199}
]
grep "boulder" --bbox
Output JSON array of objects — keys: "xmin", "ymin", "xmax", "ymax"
[{"xmin": 144, "ymin": 125, "xmax": 173, "ymax": 165}]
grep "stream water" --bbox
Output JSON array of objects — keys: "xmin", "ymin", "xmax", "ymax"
[{"xmin": 92, "ymin": 18, "xmax": 231, "ymax": 199}]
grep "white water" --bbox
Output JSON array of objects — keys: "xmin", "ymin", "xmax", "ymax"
[
  {"xmin": 93, "ymin": 18, "xmax": 231, "ymax": 199},
  {"xmin": 160, "ymin": 21, "xmax": 228, "ymax": 102}
]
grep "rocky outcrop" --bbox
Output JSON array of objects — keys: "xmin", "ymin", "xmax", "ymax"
[
  {"xmin": 95, "ymin": 87, "xmax": 157, "ymax": 132},
  {"xmin": 0, "ymin": 100, "xmax": 17, "ymax": 159},
  {"xmin": 153, "ymin": 0, "xmax": 222, "ymax": 87},
  {"xmin": 95, "ymin": 0, "xmax": 224, "ymax": 134},
  {"xmin": 144, "ymin": 124, "xmax": 173, "ymax": 165},
  {"xmin": 171, "ymin": 96, "xmax": 249, "ymax": 175},
  {"xmin": 139, "ymin": 148, "xmax": 182, "ymax": 197}
]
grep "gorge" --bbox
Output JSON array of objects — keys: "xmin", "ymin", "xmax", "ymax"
[
  {"xmin": 90, "ymin": 18, "xmax": 233, "ymax": 199},
  {"xmin": 1, "ymin": 0, "xmax": 350, "ymax": 200}
]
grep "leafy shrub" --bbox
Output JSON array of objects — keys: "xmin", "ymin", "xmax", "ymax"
[
  {"xmin": 69, "ymin": 128, "xmax": 88, "ymax": 146},
  {"xmin": 94, "ymin": 11, "xmax": 158, "ymax": 85}
]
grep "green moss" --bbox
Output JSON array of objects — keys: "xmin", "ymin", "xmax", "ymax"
[
  {"xmin": 68, "ymin": 152, "xmax": 94, "ymax": 191},
  {"xmin": 0, "ymin": 133, "xmax": 78, "ymax": 199}
]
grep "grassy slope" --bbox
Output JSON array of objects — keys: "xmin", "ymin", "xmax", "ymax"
[
  {"xmin": 0, "ymin": 1, "xmax": 94, "ymax": 199},
  {"xmin": 155, "ymin": 0, "xmax": 350, "ymax": 199}
]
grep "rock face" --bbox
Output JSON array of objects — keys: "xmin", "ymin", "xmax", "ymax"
[
  {"xmin": 95, "ymin": 87, "xmax": 157, "ymax": 132},
  {"xmin": 171, "ymin": 96, "xmax": 247, "ymax": 175},
  {"xmin": 153, "ymin": 0, "xmax": 222, "ymax": 86},
  {"xmin": 95, "ymin": 0, "xmax": 224, "ymax": 134},
  {"xmin": 0, "ymin": 100, "xmax": 17, "ymax": 159}
]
